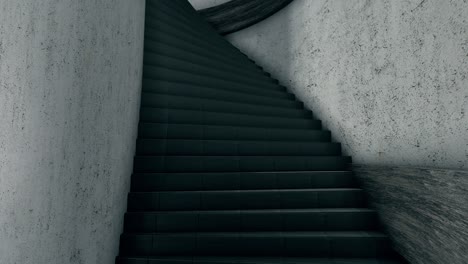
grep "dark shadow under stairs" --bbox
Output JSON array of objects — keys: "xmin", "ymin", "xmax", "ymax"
[{"xmin": 116, "ymin": 0, "xmax": 409, "ymax": 263}]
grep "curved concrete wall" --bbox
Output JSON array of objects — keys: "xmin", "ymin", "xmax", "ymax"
[
  {"xmin": 226, "ymin": 0, "xmax": 468, "ymax": 170},
  {"xmin": 0, "ymin": 0, "xmax": 145, "ymax": 263}
]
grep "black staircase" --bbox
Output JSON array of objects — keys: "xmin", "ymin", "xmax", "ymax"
[{"xmin": 116, "ymin": 0, "xmax": 408, "ymax": 263}]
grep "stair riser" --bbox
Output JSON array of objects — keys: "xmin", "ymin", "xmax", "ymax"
[
  {"xmin": 135, "ymin": 140, "xmax": 340, "ymax": 156},
  {"xmin": 133, "ymin": 156, "xmax": 351, "ymax": 173},
  {"xmin": 119, "ymin": 233, "xmax": 394, "ymax": 258},
  {"xmin": 139, "ymin": 108, "xmax": 320, "ymax": 129},
  {"xmin": 140, "ymin": 94, "xmax": 309, "ymax": 118},
  {"xmin": 137, "ymin": 123, "xmax": 330, "ymax": 142},
  {"xmin": 127, "ymin": 190, "xmax": 365, "ymax": 211},
  {"xmin": 124, "ymin": 211, "xmax": 379, "ymax": 232},
  {"xmin": 131, "ymin": 172, "xmax": 355, "ymax": 191}
]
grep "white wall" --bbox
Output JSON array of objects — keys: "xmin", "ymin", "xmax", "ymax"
[
  {"xmin": 226, "ymin": 0, "xmax": 468, "ymax": 170},
  {"xmin": 0, "ymin": 0, "xmax": 145, "ymax": 263}
]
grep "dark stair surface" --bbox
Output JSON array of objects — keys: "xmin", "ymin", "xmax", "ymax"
[{"xmin": 116, "ymin": 0, "xmax": 408, "ymax": 263}]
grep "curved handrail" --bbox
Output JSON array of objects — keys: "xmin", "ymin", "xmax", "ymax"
[{"xmin": 198, "ymin": 0, "xmax": 294, "ymax": 35}]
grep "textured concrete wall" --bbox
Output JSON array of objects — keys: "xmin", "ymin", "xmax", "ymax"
[
  {"xmin": 0, "ymin": 1, "xmax": 145, "ymax": 263},
  {"xmin": 353, "ymin": 165, "xmax": 468, "ymax": 264},
  {"xmin": 188, "ymin": 0, "xmax": 230, "ymax": 10},
  {"xmin": 226, "ymin": 0, "xmax": 468, "ymax": 170}
]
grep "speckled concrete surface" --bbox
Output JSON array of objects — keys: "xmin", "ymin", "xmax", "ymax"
[
  {"xmin": 0, "ymin": 1, "xmax": 145, "ymax": 263},
  {"xmin": 227, "ymin": 0, "xmax": 468, "ymax": 170},
  {"xmin": 189, "ymin": 0, "xmax": 230, "ymax": 10},
  {"xmin": 353, "ymin": 165, "xmax": 468, "ymax": 264}
]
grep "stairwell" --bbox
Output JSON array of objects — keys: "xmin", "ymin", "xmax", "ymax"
[{"xmin": 116, "ymin": 0, "xmax": 408, "ymax": 263}]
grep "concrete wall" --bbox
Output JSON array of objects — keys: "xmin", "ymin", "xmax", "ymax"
[
  {"xmin": 0, "ymin": 0, "xmax": 145, "ymax": 263},
  {"xmin": 188, "ymin": 0, "xmax": 230, "ymax": 10},
  {"xmin": 354, "ymin": 165, "xmax": 468, "ymax": 264},
  {"xmin": 226, "ymin": 0, "xmax": 468, "ymax": 170}
]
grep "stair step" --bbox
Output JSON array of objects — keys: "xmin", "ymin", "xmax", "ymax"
[
  {"xmin": 119, "ymin": 231, "xmax": 394, "ymax": 258},
  {"xmin": 124, "ymin": 208, "xmax": 379, "ymax": 232},
  {"xmin": 143, "ymin": 66, "xmax": 283, "ymax": 93},
  {"xmin": 116, "ymin": 256, "xmax": 405, "ymax": 264},
  {"xmin": 139, "ymin": 108, "xmax": 320, "ymax": 129},
  {"xmin": 127, "ymin": 188, "xmax": 364, "ymax": 211},
  {"xmin": 131, "ymin": 171, "xmax": 355, "ymax": 192},
  {"xmin": 133, "ymin": 156, "xmax": 351, "ymax": 173},
  {"xmin": 142, "ymin": 79, "xmax": 295, "ymax": 101},
  {"xmin": 141, "ymin": 94, "xmax": 308, "ymax": 118},
  {"xmin": 137, "ymin": 123, "xmax": 329, "ymax": 141},
  {"xmin": 135, "ymin": 139, "xmax": 340, "ymax": 156}
]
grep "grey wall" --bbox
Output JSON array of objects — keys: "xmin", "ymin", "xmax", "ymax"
[
  {"xmin": 0, "ymin": 0, "xmax": 145, "ymax": 263},
  {"xmin": 353, "ymin": 165, "xmax": 468, "ymax": 264},
  {"xmin": 226, "ymin": 0, "xmax": 468, "ymax": 170}
]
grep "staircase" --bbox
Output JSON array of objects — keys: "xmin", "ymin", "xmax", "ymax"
[{"xmin": 116, "ymin": 0, "xmax": 408, "ymax": 263}]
